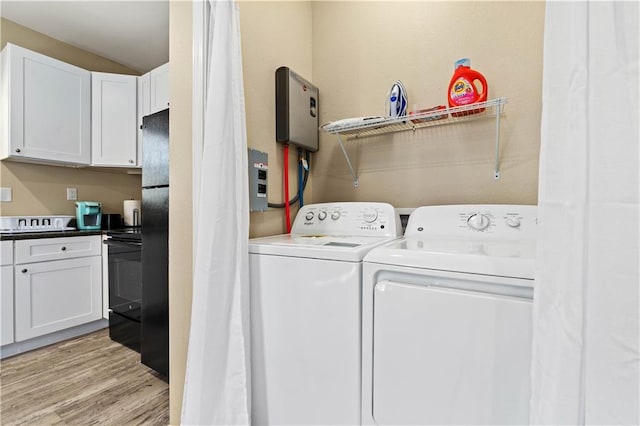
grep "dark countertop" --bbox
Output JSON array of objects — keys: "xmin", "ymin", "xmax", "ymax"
[
  {"xmin": 0, "ymin": 229, "xmax": 104, "ymax": 241},
  {"xmin": 1, "ymin": 224, "xmax": 142, "ymax": 241}
]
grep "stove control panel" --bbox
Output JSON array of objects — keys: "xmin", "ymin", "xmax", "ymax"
[
  {"xmin": 292, "ymin": 202, "xmax": 402, "ymax": 237},
  {"xmin": 406, "ymin": 205, "xmax": 537, "ymax": 240}
]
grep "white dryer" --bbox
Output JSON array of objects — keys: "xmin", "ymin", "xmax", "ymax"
[
  {"xmin": 362, "ymin": 205, "xmax": 537, "ymax": 425},
  {"xmin": 249, "ymin": 202, "xmax": 401, "ymax": 425}
]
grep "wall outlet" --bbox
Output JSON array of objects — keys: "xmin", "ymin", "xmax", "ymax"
[
  {"xmin": 66, "ymin": 188, "xmax": 78, "ymax": 201},
  {"xmin": 0, "ymin": 187, "xmax": 12, "ymax": 202}
]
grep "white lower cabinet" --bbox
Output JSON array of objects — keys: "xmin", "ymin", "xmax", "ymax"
[
  {"xmin": 1, "ymin": 240, "xmax": 14, "ymax": 346},
  {"xmin": 13, "ymin": 236, "xmax": 102, "ymax": 342},
  {"xmin": 1, "ymin": 265, "xmax": 13, "ymax": 346}
]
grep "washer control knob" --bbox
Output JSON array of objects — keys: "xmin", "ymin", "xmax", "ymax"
[
  {"xmin": 318, "ymin": 211, "xmax": 327, "ymax": 221},
  {"xmin": 467, "ymin": 213, "xmax": 490, "ymax": 231},
  {"xmin": 305, "ymin": 212, "xmax": 314, "ymax": 221},
  {"xmin": 506, "ymin": 217, "xmax": 521, "ymax": 228},
  {"xmin": 362, "ymin": 209, "xmax": 378, "ymax": 223},
  {"xmin": 331, "ymin": 211, "xmax": 341, "ymax": 221}
]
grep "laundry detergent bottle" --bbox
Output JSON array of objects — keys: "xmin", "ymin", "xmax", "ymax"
[{"xmin": 448, "ymin": 58, "xmax": 488, "ymax": 116}]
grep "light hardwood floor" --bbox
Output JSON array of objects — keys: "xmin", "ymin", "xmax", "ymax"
[{"xmin": 0, "ymin": 329, "xmax": 169, "ymax": 425}]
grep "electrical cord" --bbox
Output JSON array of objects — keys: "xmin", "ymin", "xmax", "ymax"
[
  {"xmin": 268, "ymin": 149, "xmax": 310, "ymax": 209},
  {"xmin": 298, "ymin": 147, "xmax": 304, "ymax": 208},
  {"xmin": 284, "ymin": 144, "xmax": 291, "ymax": 232}
]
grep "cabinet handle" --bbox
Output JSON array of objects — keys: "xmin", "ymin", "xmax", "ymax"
[
  {"xmin": 61, "ymin": 246, "xmax": 67, "ymax": 251},
  {"xmin": 15, "ymin": 148, "xmax": 21, "ymax": 153},
  {"xmin": 129, "ymin": 160, "xmax": 134, "ymax": 164},
  {"xmin": 21, "ymin": 268, "xmax": 27, "ymax": 273}
]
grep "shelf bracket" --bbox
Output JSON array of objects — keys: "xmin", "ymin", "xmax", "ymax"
[
  {"xmin": 493, "ymin": 106, "xmax": 501, "ymax": 180},
  {"xmin": 335, "ymin": 133, "xmax": 359, "ymax": 187}
]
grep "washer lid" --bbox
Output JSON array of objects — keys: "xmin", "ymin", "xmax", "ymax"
[
  {"xmin": 364, "ymin": 237, "xmax": 536, "ymax": 280},
  {"xmin": 249, "ymin": 234, "xmax": 400, "ymax": 262}
]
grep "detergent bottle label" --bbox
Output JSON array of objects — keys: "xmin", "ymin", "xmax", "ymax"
[{"xmin": 450, "ymin": 77, "xmax": 477, "ymax": 106}]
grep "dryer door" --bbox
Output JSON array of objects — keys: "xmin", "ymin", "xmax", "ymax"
[{"xmin": 372, "ymin": 280, "xmax": 532, "ymax": 425}]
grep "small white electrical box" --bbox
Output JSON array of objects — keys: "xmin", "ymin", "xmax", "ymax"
[
  {"xmin": 0, "ymin": 187, "xmax": 12, "ymax": 202},
  {"xmin": 66, "ymin": 188, "xmax": 78, "ymax": 201}
]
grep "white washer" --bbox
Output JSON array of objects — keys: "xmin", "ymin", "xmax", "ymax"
[
  {"xmin": 362, "ymin": 205, "xmax": 537, "ymax": 425},
  {"xmin": 250, "ymin": 202, "xmax": 402, "ymax": 425}
]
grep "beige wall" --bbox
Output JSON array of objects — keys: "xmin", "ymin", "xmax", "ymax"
[
  {"xmin": 1, "ymin": 162, "xmax": 141, "ymax": 215},
  {"xmin": 241, "ymin": 1, "xmax": 313, "ymax": 238},
  {"xmin": 168, "ymin": 1, "xmax": 192, "ymax": 424},
  {"xmin": 311, "ymin": 1, "xmax": 544, "ymax": 207},
  {"xmin": 0, "ymin": 18, "xmax": 142, "ymax": 217}
]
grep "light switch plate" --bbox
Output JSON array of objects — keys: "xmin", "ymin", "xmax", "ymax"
[
  {"xmin": 0, "ymin": 187, "xmax": 12, "ymax": 202},
  {"xmin": 67, "ymin": 188, "xmax": 78, "ymax": 201}
]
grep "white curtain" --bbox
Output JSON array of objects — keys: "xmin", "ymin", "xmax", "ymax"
[
  {"xmin": 182, "ymin": 0, "xmax": 251, "ymax": 424},
  {"xmin": 532, "ymin": 1, "xmax": 639, "ymax": 424}
]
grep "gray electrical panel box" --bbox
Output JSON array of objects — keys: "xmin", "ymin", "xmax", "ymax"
[
  {"xmin": 248, "ymin": 148, "xmax": 268, "ymax": 212},
  {"xmin": 275, "ymin": 67, "xmax": 319, "ymax": 152}
]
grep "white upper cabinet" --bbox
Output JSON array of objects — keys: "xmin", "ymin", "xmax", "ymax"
[
  {"xmin": 91, "ymin": 72, "xmax": 138, "ymax": 167},
  {"xmin": 150, "ymin": 62, "xmax": 170, "ymax": 114},
  {"xmin": 1, "ymin": 43, "xmax": 91, "ymax": 165},
  {"xmin": 137, "ymin": 62, "xmax": 169, "ymax": 167},
  {"xmin": 137, "ymin": 73, "xmax": 151, "ymax": 167}
]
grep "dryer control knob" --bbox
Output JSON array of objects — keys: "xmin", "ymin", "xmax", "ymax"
[
  {"xmin": 318, "ymin": 211, "xmax": 327, "ymax": 221},
  {"xmin": 506, "ymin": 217, "xmax": 521, "ymax": 228},
  {"xmin": 305, "ymin": 212, "xmax": 314, "ymax": 221},
  {"xmin": 331, "ymin": 211, "xmax": 341, "ymax": 220},
  {"xmin": 362, "ymin": 209, "xmax": 378, "ymax": 223},
  {"xmin": 467, "ymin": 213, "xmax": 490, "ymax": 231}
]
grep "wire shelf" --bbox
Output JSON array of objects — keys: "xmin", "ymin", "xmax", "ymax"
[
  {"xmin": 320, "ymin": 97, "xmax": 507, "ymax": 139},
  {"xmin": 321, "ymin": 98, "xmax": 507, "ymax": 187}
]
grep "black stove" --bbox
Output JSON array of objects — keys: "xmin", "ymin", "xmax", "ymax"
[{"xmin": 104, "ymin": 227, "xmax": 142, "ymax": 352}]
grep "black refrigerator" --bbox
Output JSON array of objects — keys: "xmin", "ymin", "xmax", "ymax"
[{"xmin": 141, "ymin": 108, "xmax": 169, "ymax": 380}]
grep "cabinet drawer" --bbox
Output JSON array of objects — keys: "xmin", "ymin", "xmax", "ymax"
[
  {"xmin": 15, "ymin": 236, "xmax": 101, "ymax": 264},
  {"xmin": 0, "ymin": 241, "xmax": 13, "ymax": 266}
]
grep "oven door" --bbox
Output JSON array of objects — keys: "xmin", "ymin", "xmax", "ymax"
[{"xmin": 105, "ymin": 237, "xmax": 142, "ymax": 351}]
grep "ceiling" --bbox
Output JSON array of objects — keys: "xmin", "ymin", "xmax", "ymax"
[{"xmin": 1, "ymin": 0, "xmax": 169, "ymax": 73}]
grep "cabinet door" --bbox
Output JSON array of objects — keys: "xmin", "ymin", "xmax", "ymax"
[
  {"xmin": 91, "ymin": 72, "xmax": 137, "ymax": 167},
  {"xmin": 1, "ymin": 265, "xmax": 14, "ymax": 346},
  {"xmin": 2, "ymin": 43, "xmax": 91, "ymax": 165},
  {"xmin": 137, "ymin": 72, "xmax": 151, "ymax": 167},
  {"xmin": 14, "ymin": 256, "xmax": 102, "ymax": 341},
  {"xmin": 150, "ymin": 62, "xmax": 169, "ymax": 114},
  {"xmin": 0, "ymin": 240, "xmax": 13, "ymax": 266}
]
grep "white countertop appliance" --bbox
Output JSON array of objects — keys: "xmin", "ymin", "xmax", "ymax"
[
  {"xmin": 249, "ymin": 202, "xmax": 402, "ymax": 425},
  {"xmin": 0, "ymin": 216, "xmax": 75, "ymax": 233},
  {"xmin": 361, "ymin": 204, "xmax": 537, "ymax": 425}
]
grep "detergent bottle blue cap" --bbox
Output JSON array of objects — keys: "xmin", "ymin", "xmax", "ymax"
[{"xmin": 454, "ymin": 58, "xmax": 471, "ymax": 69}]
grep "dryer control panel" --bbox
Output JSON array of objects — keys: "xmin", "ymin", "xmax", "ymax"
[
  {"xmin": 405, "ymin": 204, "xmax": 537, "ymax": 240},
  {"xmin": 292, "ymin": 202, "xmax": 402, "ymax": 237}
]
